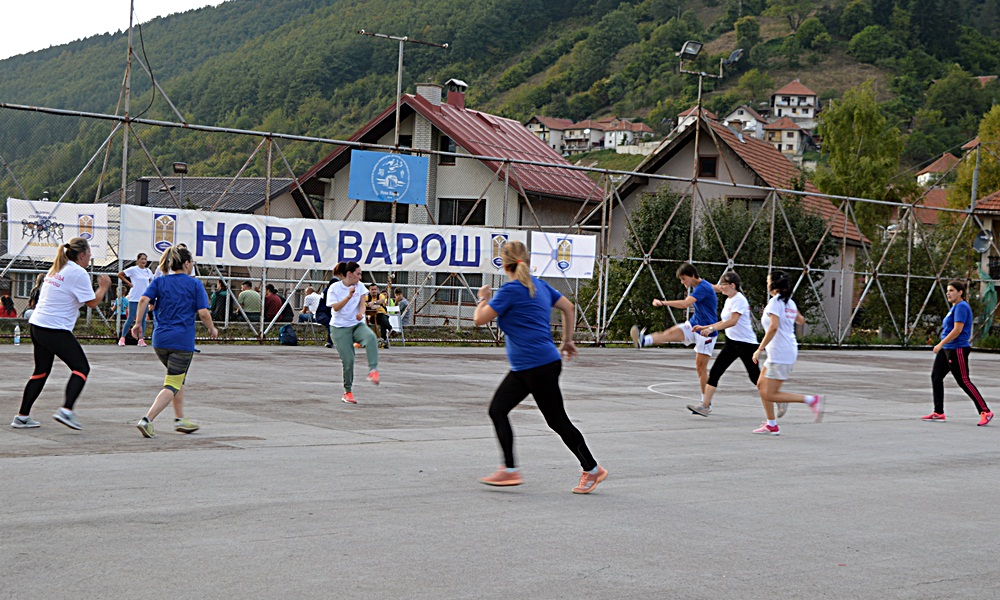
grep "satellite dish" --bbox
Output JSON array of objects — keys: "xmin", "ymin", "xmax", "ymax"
[
  {"xmin": 583, "ymin": 128, "xmax": 591, "ymax": 135},
  {"xmin": 973, "ymin": 230, "xmax": 992, "ymax": 254}
]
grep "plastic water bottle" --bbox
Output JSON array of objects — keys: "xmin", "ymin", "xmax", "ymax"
[{"xmin": 14, "ymin": 325, "xmax": 20, "ymax": 346}]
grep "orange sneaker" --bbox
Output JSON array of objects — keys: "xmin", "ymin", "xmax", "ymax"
[
  {"xmin": 353, "ymin": 342, "xmax": 361, "ymax": 348},
  {"xmin": 572, "ymin": 465, "xmax": 608, "ymax": 494},
  {"xmin": 978, "ymin": 411, "xmax": 994, "ymax": 426},
  {"xmin": 341, "ymin": 392, "xmax": 356, "ymax": 404},
  {"xmin": 921, "ymin": 412, "xmax": 946, "ymax": 422},
  {"xmin": 367, "ymin": 370, "xmax": 380, "ymax": 385},
  {"xmin": 479, "ymin": 467, "xmax": 523, "ymax": 487}
]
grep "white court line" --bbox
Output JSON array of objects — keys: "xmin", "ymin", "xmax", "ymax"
[{"xmin": 646, "ymin": 381, "xmax": 696, "ymax": 401}]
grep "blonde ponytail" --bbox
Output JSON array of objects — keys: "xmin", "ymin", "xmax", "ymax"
[
  {"xmin": 500, "ymin": 240, "xmax": 535, "ymax": 297},
  {"xmin": 49, "ymin": 237, "xmax": 89, "ymax": 275}
]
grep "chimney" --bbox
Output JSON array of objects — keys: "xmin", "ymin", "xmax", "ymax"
[
  {"xmin": 134, "ymin": 179, "xmax": 149, "ymax": 206},
  {"xmin": 445, "ymin": 78, "xmax": 468, "ymax": 109},
  {"xmin": 415, "ymin": 83, "xmax": 443, "ymax": 106}
]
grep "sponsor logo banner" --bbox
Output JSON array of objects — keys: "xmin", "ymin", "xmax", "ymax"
[
  {"xmin": 5, "ymin": 198, "xmax": 109, "ymax": 260},
  {"xmin": 347, "ymin": 150, "xmax": 429, "ymax": 205},
  {"xmin": 529, "ymin": 231, "xmax": 596, "ymax": 279},
  {"xmin": 121, "ymin": 205, "xmax": 526, "ymax": 273}
]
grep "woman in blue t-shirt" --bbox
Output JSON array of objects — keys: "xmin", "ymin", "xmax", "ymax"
[
  {"xmin": 473, "ymin": 240, "xmax": 608, "ymax": 494},
  {"xmin": 133, "ymin": 246, "xmax": 219, "ymax": 438},
  {"xmin": 925, "ymin": 280, "xmax": 993, "ymax": 425}
]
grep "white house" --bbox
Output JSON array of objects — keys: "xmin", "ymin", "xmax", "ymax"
[
  {"xmin": 723, "ymin": 105, "xmax": 766, "ymax": 140},
  {"xmin": 597, "ymin": 116, "xmax": 655, "ymax": 147},
  {"xmin": 764, "ymin": 117, "xmax": 809, "ymax": 157},
  {"xmin": 562, "ymin": 120, "xmax": 607, "ymax": 154},
  {"xmin": 525, "ymin": 115, "xmax": 575, "ymax": 154},
  {"xmin": 675, "ymin": 106, "xmax": 718, "ymax": 134},
  {"xmin": 771, "ymin": 79, "xmax": 819, "ymax": 128},
  {"xmin": 916, "ymin": 153, "xmax": 960, "ymax": 187}
]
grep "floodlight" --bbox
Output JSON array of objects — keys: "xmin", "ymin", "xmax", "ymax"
[
  {"xmin": 172, "ymin": 162, "xmax": 188, "ymax": 174},
  {"xmin": 722, "ymin": 48, "xmax": 744, "ymax": 66},
  {"xmin": 676, "ymin": 40, "xmax": 703, "ymax": 60}
]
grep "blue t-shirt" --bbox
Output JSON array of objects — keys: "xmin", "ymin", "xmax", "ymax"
[
  {"xmin": 689, "ymin": 279, "xmax": 719, "ymax": 336},
  {"xmin": 142, "ymin": 274, "xmax": 210, "ymax": 352},
  {"xmin": 489, "ymin": 277, "xmax": 563, "ymax": 372},
  {"xmin": 942, "ymin": 300, "xmax": 973, "ymax": 349}
]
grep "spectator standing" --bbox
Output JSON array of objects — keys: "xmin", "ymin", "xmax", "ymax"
[
  {"xmin": 238, "ymin": 281, "xmax": 261, "ymax": 322},
  {"xmin": 210, "ymin": 280, "xmax": 229, "ymax": 322},
  {"xmin": 117, "ymin": 253, "xmax": 154, "ymax": 346},
  {"xmin": 12, "ymin": 237, "xmax": 111, "ymax": 430},
  {"xmin": 327, "ymin": 262, "xmax": 379, "ymax": 404},
  {"xmin": 134, "ymin": 246, "xmax": 219, "ymax": 438}
]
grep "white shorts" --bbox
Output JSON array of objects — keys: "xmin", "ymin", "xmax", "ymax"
[
  {"xmin": 679, "ymin": 321, "xmax": 717, "ymax": 356},
  {"xmin": 763, "ymin": 361, "xmax": 794, "ymax": 380}
]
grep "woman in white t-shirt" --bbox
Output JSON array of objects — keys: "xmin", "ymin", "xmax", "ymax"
[
  {"xmin": 11, "ymin": 237, "xmax": 111, "ymax": 431},
  {"xmin": 326, "ymin": 261, "xmax": 380, "ymax": 405},
  {"xmin": 688, "ymin": 271, "xmax": 761, "ymax": 416},
  {"xmin": 749, "ymin": 270, "xmax": 824, "ymax": 436},
  {"xmin": 117, "ymin": 252, "xmax": 154, "ymax": 346}
]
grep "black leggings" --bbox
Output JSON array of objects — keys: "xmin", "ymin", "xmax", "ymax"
[
  {"xmin": 375, "ymin": 313, "xmax": 392, "ymax": 340},
  {"xmin": 20, "ymin": 325, "xmax": 90, "ymax": 415},
  {"xmin": 488, "ymin": 360, "xmax": 597, "ymax": 471},
  {"xmin": 707, "ymin": 339, "xmax": 760, "ymax": 388},
  {"xmin": 931, "ymin": 347, "xmax": 989, "ymax": 414}
]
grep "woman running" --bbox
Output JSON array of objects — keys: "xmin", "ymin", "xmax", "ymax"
[
  {"xmin": 750, "ymin": 270, "xmax": 824, "ymax": 436},
  {"xmin": 11, "ymin": 237, "xmax": 111, "ymax": 430},
  {"xmin": 326, "ymin": 261, "xmax": 379, "ymax": 405},
  {"xmin": 924, "ymin": 280, "xmax": 993, "ymax": 425},
  {"xmin": 687, "ymin": 271, "xmax": 760, "ymax": 416},
  {"xmin": 474, "ymin": 241, "xmax": 608, "ymax": 494},
  {"xmin": 117, "ymin": 252, "xmax": 154, "ymax": 346},
  {"xmin": 134, "ymin": 246, "xmax": 219, "ymax": 438}
]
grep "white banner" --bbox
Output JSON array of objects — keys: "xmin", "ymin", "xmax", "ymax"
[
  {"xmin": 5, "ymin": 198, "xmax": 109, "ymax": 260},
  {"xmin": 120, "ymin": 205, "xmax": 527, "ymax": 274},
  {"xmin": 529, "ymin": 231, "xmax": 597, "ymax": 279}
]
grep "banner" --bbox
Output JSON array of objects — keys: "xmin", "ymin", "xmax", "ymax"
[
  {"xmin": 529, "ymin": 231, "xmax": 596, "ymax": 279},
  {"xmin": 121, "ymin": 205, "xmax": 526, "ymax": 274},
  {"xmin": 5, "ymin": 198, "xmax": 109, "ymax": 260},
  {"xmin": 347, "ymin": 150, "xmax": 429, "ymax": 205}
]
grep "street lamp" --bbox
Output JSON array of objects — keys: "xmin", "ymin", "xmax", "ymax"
[{"xmin": 172, "ymin": 162, "xmax": 187, "ymax": 207}]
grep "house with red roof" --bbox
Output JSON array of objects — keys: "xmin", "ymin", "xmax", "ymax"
[
  {"xmin": 525, "ymin": 115, "xmax": 575, "ymax": 154},
  {"xmin": 598, "ymin": 116, "xmax": 655, "ymax": 147},
  {"xmin": 562, "ymin": 119, "xmax": 608, "ymax": 154},
  {"xmin": 764, "ymin": 117, "xmax": 811, "ymax": 157},
  {"xmin": 916, "ymin": 153, "xmax": 960, "ymax": 187},
  {"xmin": 723, "ymin": 105, "xmax": 766, "ymax": 140},
  {"xmin": 675, "ymin": 106, "xmax": 718, "ymax": 134},
  {"xmin": 613, "ymin": 117, "xmax": 866, "ymax": 335},
  {"xmin": 771, "ymin": 79, "xmax": 818, "ymax": 128},
  {"xmin": 974, "ymin": 189, "xmax": 1000, "ymax": 282},
  {"xmin": 297, "ymin": 80, "xmax": 602, "ymax": 314}
]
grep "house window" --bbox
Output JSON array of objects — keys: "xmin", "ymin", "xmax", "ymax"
[
  {"xmin": 799, "ymin": 96, "xmax": 806, "ymax": 103},
  {"xmin": 782, "ymin": 96, "xmax": 789, "ymax": 103},
  {"xmin": 725, "ymin": 197, "xmax": 762, "ymax": 211},
  {"xmin": 439, "ymin": 135, "xmax": 456, "ymax": 165},
  {"xmin": 364, "ymin": 200, "xmax": 410, "ymax": 223},
  {"xmin": 777, "ymin": 109, "xmax": 783, "ymax": 117},
  {"xmin": 439, "ymin": 198, "xmax": 486, "ymax": 226},
  {"xmin": 738, "ymin": 110, "xmax": 744, "ymax": 115},
  {"xmin": 785, "ymin": 144, "xmax": 793, "ymax": 151},
  {"xmin": 14, "ymin": 275, "xmax": 34, "ymax": 298},
  {"xmin": 698, "ymin": 156, "xmax": 718, "ymax": 178},
  {"xmin": 786, "ymin": 132, "xmax": 795, "ymax": 138},
  {"xmin": 792, "ymin": 107, "xmax": 797, "ymax": 114},
  {"xmin": 435, "ymin": 272, "xmax": 481, "ymax": 304},
  {"xmin": 398, "ymin": 135, "xmax": 413, "ymax": 148}
]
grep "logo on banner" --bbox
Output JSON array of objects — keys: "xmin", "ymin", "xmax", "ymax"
[
  {"xmin": 78, "ymin": 214, "xmax": 94, "ymax": 240},
  {"xmin": 153, "ymin": 213, "xmax": 177, "ymax": 254},
  {"xmin": 371, "ymin": 155, "xmax": 410, "ymax": 202},
  {"xmin": 491, "ymin": 234, "xmax": 509, "ymax": 269},
  {"xmin": 556, "ymin": 238, "xmax": 573, "ymax": 272}
]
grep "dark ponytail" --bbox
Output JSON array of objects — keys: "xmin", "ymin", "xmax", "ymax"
[
  {"xmin": 720, "ymin": 271, "xmax": 742, "ymax": 293},
  {"xmin": 333, "ymin": 261, "xmax": 359, "ymax": 279},
  {"xmin": 769, "ymin": 270, "xmax": 792, "ymax": 302}
]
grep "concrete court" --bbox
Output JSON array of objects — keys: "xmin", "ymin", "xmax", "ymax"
[{"xmin": 0, "ymin": 344, "xmax": 998, "ymax": 600}]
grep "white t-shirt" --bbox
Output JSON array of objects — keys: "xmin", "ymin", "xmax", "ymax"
[
  {"xmin": 303, "ymin": 292, "xmax": 323, "ymax": 315},
  {"xmin": 761, "ymin": 295, "xmax": 799, "ymax": 365},
  {"xmin": 125, "ymin": 265, "xmax": 154, "ymax": 302},
  {"xmin": 326, "ymin": 282, "xmax": 368, "ymax": 328},
  {"xmin": 722, "ymin": 292, "xmax": 757, "ymax": 344},
  {"xmin": 29, "ymin": 262, "xmax": 96, "ymax": 331}
]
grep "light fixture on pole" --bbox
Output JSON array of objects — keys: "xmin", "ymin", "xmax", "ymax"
[
  {"xmin": 173, "ymin": 162, "xmax": 188, "ymax": 207},
  {"xmin": 358, "ymin": 30, "xmax": 449, "ymax": 149}
]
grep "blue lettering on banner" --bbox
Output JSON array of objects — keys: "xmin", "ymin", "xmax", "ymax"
[
  {"xmin": 265, "ymin": 226, "xmax": 292, "ymax": 261},
  {"xmin": 294, "ymin": 230, "xmax": 322, "ymax": 263},
  {"xmin": 197, "ymin": 221, "xmax": 226, "ymax": 258},
  {"xmin": 230, "ymin": 223, "xmax": 261, "ymax": 260},
  {"xmin": 366, "ymin": 232, "xmax": 391, "ymax": 265},
  {"xmin": 421, "ymin": 234, "xmax": 446, "ymax": 266},
  {"xmin": 449, "ymin": 235, "xmax": 480, "ymax": 267},
  {"xmin": 339, "ymin": 230, "xmax": 363, "ymax": 262},
  {"xmin": 396, "ymin": 233, "xmax": 418, "ymax": 263}
]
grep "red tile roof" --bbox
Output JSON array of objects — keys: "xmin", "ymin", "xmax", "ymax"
[
  {"xmin": 604, "ymin": 120, "xmax": 654, "ymax": 133},
  {"xmin": 727, "ymin": 105, "xmax": 765, "ymax": 122},
  {"xmin": 976, "ymin": 189, "xmax": 1000, "ymax": 213},
  {"xmin": 977, "ymin": 75, "xmax": 997, "ymax": 87},
  {"xmin": 567, "ymin": 119, "xmax": 608, "ymax": 131},
  {"xmin": 678, "ymin": 106, "xmax": 717, "ymax": 119},
  {"xmin": 910, "ymin": 188, "xmax": 952, "ymax": 225},
  {"xmin": 963, "ymin": 137, "xmax": 980, "ymax": 150},
  {"xmin": 299, "ymin": 94, "xmax": 602, "ymax": 203},
  {"xmin": 773, "ymin": 79, "xmax": 817, "ymax": 97},
  {"xmin": 917, "ymin": 153, "xmax": 960, "ymax": 176},
  {"xmin": 763, "ymin": 117, "xmax": 804, "ymax": 131},
  {"xmin": 528, "ymin": 115, "xmax": 575, "ymax": 130}
]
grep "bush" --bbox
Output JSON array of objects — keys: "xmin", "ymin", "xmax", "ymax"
[{"xmin": 848, "ymin": 25, "xmax": 905, "ymax": 64}]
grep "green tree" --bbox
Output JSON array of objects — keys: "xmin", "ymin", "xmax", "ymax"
[
  {"xmin": 925, "ymin": 66, "xmax": 988, "ymax": 131},
  {"xmin": 839, "ymin": 0, "xmax": 872, "ymax": 38},
  {"xmin": 848, "ymin": 25, "xmax": 905, "ymax": 64},
  {"xmin": 813, "ymin": 82, "xmax": 906, "ymax": 238},
  {"xmin": 734, "ymin": 16, "xmax": 761, "ymax": 50},
  {"xmin": 795, "ymin": 17, "xmax": 827, "ymax": 50},
  {"xmin": 763, "ymin": 0, "xmax": 814, "ymax": 32},
  {"xmin": 949, "ymin": 106, "xmax": 1000, "ymax": 212},
  {"xmin": 737, "ymin": 68, "xmax": 774, "ymax": 105}
]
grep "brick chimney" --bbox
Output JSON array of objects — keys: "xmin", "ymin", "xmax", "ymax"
[
  {"xmin": 445, "ymin": 78, "xmax": 468, "ymax": 109},
  {"xmin": 415, "ymin": 83, "xmax": 442, "ymax": 106}
]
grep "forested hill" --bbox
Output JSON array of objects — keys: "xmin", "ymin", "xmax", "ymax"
[{"xmin": 1, "ymin": 0, "xmax": 999, "ymax": 202}]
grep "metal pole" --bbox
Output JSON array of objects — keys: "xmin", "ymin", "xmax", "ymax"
[
  {"xmin": 395, "ymin": 39, "xmax": 405, "ymax": 148},
  {"xmin": 116, "ymin": 0, "xmax": 135, "ymax": 340}
]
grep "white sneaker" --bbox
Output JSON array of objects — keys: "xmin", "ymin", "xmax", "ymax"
[
  {"xmin": 11, "ymin": 415, "xmax": 41, "ymax": 429},
  {"xmin": 118, "ymin": 337, "xmax": 126, "ymax": 346}
]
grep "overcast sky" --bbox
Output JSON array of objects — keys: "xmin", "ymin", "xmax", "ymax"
[{"xmin": 1, "ymin": 0, "xmax": 226, "ymax": 60}]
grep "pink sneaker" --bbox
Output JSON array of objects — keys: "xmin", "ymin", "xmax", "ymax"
[
  {"xmin": 572, "ymin": 465, "xmax": 609, "ymax": 494},
  {"xmin": 341, "ymin": 392, "xmax": 356, "ymax": 404},
  {"xmin": 978, "ymin": 411, "xmax": 994, "ymax": 426},
  {"xmin": 137, "ymin": 338, "xmax": 148, "ymax": 347},
  {"xmin": 808, "ymin": 395, "xmax": 825, "ymax": 422},
  {"xmin": 479, "ymin": 467, "xmax": 523, "ymax": 487},
  {"xmin": 118, "ymin": 337, "xmax": 126, "ymax": 346},
  {"xmin": 367, "ymin": 370, "xmax": 380, "ymax": 386},
  {"xmin": 753, "ymin": 423, "xmax": 780, "ymax": 436},
  {"xmin": 921, "ymin": 412, "xmax": 946, "ymax": 422}
]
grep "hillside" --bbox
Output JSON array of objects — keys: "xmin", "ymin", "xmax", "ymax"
[{"xmin": 1, "ymin": 0, "xmax": 998, "ymax": 203}]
